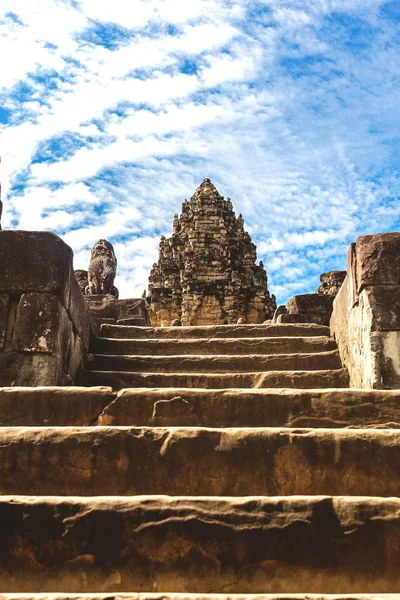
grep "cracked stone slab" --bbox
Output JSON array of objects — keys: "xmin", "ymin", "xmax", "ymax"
[
  {"xmin": 97, "ymin": 387, "xmax": 400, "ymax": 428},
  {"xmin": 0, "ymin": 426, "xmax": 398, "ymax": 495},
  {"xmin": 0, "ymin": 495, "xmax": 399, "ymax": 592}
]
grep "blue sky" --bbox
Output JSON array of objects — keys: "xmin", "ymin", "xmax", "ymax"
[{"xmin": 0, "ymin": 0, "xmax": 399, "ymax": 302}]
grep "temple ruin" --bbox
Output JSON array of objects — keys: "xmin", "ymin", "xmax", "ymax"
[
  {"xmin": 147, "ymin": 178, "xmax": 276, "ymax": 326},
  {"xmin": 0, "ymin": 184, "xmax": 399, "ymax": 596}
]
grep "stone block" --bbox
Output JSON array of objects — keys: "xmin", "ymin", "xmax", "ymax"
[
  {"xmin": 0, "ymin": 231, "xmax": 96, "ymax": 385},
  {"xmin": 356, "ymin": 232, "xmax": 400, "ymax": 292},
  {"xmin": 286, "ymin": 293, "xmax": 334, "ymax": 326},
  {"xmin": 0, "ymin": 231, "xmax": 72, "ymax": 300},
  {"xmin": 287, "ymin": 293, "xmax": 334, "ymax": 314},
  {"xmin": 363, "ymin": 285, "xmax": 400, "ymax": 331},
  {"xmin": 0, "ymin": 352, "xmax": 68, "ymax": 386},
  {"xmin": 0, "ymin": 294, "xmax": 9, "ymax": 350},
  {"xmin": 12, "ymin": 293, "xmax": 64, "ymax": 353},
  {"xmin": 277, "ymin": 313, "xmax": 309, "ymax": 324}
]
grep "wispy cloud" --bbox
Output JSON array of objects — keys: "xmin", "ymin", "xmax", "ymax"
[{"xmin": 1, "ymin": 0, "xmax": 399, "ymax": 301}]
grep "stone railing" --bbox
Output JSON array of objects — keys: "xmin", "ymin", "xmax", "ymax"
[
  {"xmin": 331, "ymin": 232, "xmax": 400, "ymax": 389},
  {"xmin": 0, "ymin": 231, "xmax": 91, "ymax": 386}
]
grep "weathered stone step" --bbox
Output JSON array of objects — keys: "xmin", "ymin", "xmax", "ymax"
[
  {"xmin": 91, "ymin": 335, "xmax": 337, "ymax": 356},
  {"xmin": 100, "ymin": 322, "xmax": 331, "ymax": 339},
  {"xmin": 2, "ymin": 387, "xmax": 398, "ymax": 428},
  {"xmin": 0, "ymin": 596, "xmax": 394, "ymax": 600},
  {"xmin": 86, "ymin": 351, "xmax": 342, "ymax": 373},
  {"xmin": 79, "ymin": 368, "xmax": 349, "ymax": 390},
  {"xmin": 0, "ymin": 495, "xmax": 400, "ymax": 592},
  {"xmin": 0, "ymin": 426, "xmax": 399, "ymax": 495},
  {"xmin": 97, "ymin": 387, "xmax": 400, "ymax": 428}
]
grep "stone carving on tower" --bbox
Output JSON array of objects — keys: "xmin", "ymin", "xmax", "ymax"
[{"xmin": 147, "ymin": 178, "xmax": 276, "ymax": 326}]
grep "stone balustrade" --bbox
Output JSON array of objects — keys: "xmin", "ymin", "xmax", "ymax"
[
  {"xmin": 0, "ymin": 230, "xmax": 91, "ymax": 386},
  {"xmin": 331, "ymin": 232, "xmax": 400, "ymax": 388}
]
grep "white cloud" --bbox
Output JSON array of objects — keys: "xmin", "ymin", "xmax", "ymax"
[{"xmin": 1, "ymin": 0, "xmax": 399, "ymax": 304}]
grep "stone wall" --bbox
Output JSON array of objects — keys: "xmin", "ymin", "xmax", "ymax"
[
  {"xmin": 0, "ymin": 231, "xmax": 91, "ymax": 386},
  {"xmin": 148, "ymin": 179, "xmax": 276, "ymax": 326},
  {"xmin": 331, "ymin": 232, "xmax": 400, "ymax": 389}
]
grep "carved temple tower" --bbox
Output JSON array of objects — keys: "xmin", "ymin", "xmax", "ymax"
[{"xmin": 147, "ymin": 178, "xmax": 276, "ymax": 326}]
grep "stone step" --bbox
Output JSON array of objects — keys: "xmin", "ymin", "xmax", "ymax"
[
  {"xmin": 79, "ymin": 368, "xmax": 349, "ymax": 389},
  {"xmin": 91, "ymin": 335, "xmax": 337, "ymax": 356},
  {"xmin": 100, "ymin": 322, "xmax": 331, "ymax": 339},
  {"xmin": 0, "ymin": 495, "xmax": 400, "ymax": 592},
  {"xmin": 86, "ymin": 351, "xmax": 342, "ymax": 373},
  {"xmin": 1, "ymin": 387, "xmax": 397, "ymax": 428},
  {"xmin": 0, "ymin": 426, "xmax": 398, "ymax": 495},
  {"xmin": 0, "ymin": 596, "xmax": 394, "ymax": 600},
  {"xmin": 97, "ymin": 387, "xmax": 400, "ymax": 428}
]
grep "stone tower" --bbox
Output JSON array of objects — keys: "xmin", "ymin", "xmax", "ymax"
[{"xmin": 147, "ymin": 178, "xmax": 276, "ymax": 326}]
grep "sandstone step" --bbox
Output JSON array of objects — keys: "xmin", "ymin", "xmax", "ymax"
[
  {"xmin": 100, "ymin": 323, "xmax": 331, "ymax": 339},
  {"xmin": 86, "ymin": 351, "xmax": 342, "ymax": 373},
  {"xmin": 0, "ymin": 596, "xmax": 393, "ymax": 600},
  {"xmin": 96, "ymin": 387, "xmax": 400, "ymax": 428},
  {"xmin": 0, "ymin": 495, "xmax": 399, "ymax": 592},
  {"xmin": 0, "ymin": 426, "xmax": 398, "ymax": 496},
  {"xmin": 79, "ymin": 368, "xmax": 349, "ymax": 389},
  {"xmin": 1, "ymin": 387, "xmax": 397, "ymax": 428},
  {"xmin": 91, "ymin": 335, "xmax": 337, "ymax": 356}
]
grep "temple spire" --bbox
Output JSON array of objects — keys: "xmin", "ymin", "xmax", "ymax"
[{"xmin": 147, "ymin": 181, "xmax": 276, "ymax": 326}]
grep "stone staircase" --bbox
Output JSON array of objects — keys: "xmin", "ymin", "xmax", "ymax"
[
  {"xmin": 81, "ymin": 322, "xmax": 349, "ymax": 389},
  {"xmin": 0, "ymin": 321, "xmax": 400, "ymax": 597}
]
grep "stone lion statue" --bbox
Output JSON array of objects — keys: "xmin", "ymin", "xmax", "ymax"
[{"xmin": 85, "ymin": 239, "xmax": 119, "ymax": 298}]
